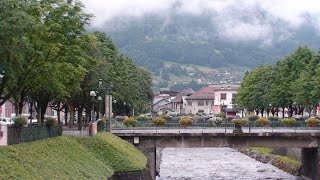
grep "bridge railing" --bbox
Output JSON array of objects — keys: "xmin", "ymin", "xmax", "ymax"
[{"xmin": 111, "ymin": 120, "xmax": 320, "ymax": 134}]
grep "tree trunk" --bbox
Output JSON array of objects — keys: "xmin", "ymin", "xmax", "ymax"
[
  {"xmin": 78, "ymin": 108, "xmax": 83, "ymax": 130},
  {"xmin": 282, "ymin": 108, "xmax": 285, "ymax": 118},
  {"xmin": 69, "ymin": 105, "xmax": 75, "ymax": 128},
  {"xmin": 64, "ymin": 105, "xmax": 68, "ymax": 126}
]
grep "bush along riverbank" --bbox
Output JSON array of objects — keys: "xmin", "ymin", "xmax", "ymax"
[
  {"xmin": 0, "ymin": 133, "xmax": 148, "ymax": 179},
  {"xmin": 237, "ymin": 147, "xmax": 301, "ymax": 176}
]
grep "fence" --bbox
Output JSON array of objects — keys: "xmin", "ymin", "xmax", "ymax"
[
  {"xmin": 111, "ymin": 120, "xmax": 320, "ymax": 134},
  {"xmin": 7, "ymin": 125, "xmax": 63, "ymax": 145}
]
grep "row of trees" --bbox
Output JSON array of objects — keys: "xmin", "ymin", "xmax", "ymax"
[
  {"xmin": 0, "ymin": 0, "xmax": 153, "ymax": 125},
  {"xmin": 236, "ymin": 46, "xmax": 320, "ymax": 118}
]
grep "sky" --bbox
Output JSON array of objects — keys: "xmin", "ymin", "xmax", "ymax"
[{"xmin": 81, "ymin": 0, "xmax": 320, "ymax": 44}]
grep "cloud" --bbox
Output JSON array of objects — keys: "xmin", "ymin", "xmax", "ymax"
[{"xmin": 81, "ymin": 0, "xmax": 320, "ymax": 43}]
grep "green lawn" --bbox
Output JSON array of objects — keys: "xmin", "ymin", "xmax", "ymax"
[{"xmin": 0, "ymin": 133, "xmax": 147, "ymax": 179}]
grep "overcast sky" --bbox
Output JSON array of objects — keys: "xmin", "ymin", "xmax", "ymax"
[{"xmin": 81, "ymin": 0, "xmax": 320, "ymax": 44}]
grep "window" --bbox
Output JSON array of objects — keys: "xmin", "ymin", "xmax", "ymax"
[
  {"xmin": 221, "ymin": 105, "xmax": 227, "ymax": 112},
  {"xmin": 187, "ymin": 101, "xmax": 192, "ymax": 106},
  {"xmin": 198, "ymin": 110, "xmax": 204, "ymax": 113},
  {"xmin": 198, "ymin": 101, "xmax": 204, "ymax": 106},
  {"xmin": 232, "ymin": 93, "xmax": 237, "ymax": 98},
  {"xmin": 206, "ymin": 101, "xmax": 209, "ymax": 106},
  {"xmin": 221, "ymin": 93, "xmax": 227, "ymax": 100}
]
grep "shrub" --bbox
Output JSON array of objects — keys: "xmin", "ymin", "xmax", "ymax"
[
  {"xmin": 207, "ymin": 117, "xmax": 223, "ymax": 126},
  {"xmin": 45, "ymin": 117, "xmax": 57, "ymax": 128},
  {"xmin": 13, "ymin": 115, "xmax": 27, "ymax": 128},
  {"xmin": 162, "ymin": 115, "xmax": 173, "ymax": 121},
  {"xmin": 215, "ymin": 113, "xmax": 226, "ymax": 118},
  {"xmin": 152, "ymin": 117, "xmax": 166, "ymax": 126},
  {"xmin": 255, "ymin": 117, "xmax": 270, "ymax": 127},
  {"xmin": 231, "ymin": 118, "xmax": 248, "ymax": 127},
  {"xmin": 268, "ymin": 116, "xmax": 279, "ymax": 121},
  {"xmin": 136, "ymin": 115, "xmax": 152, "ymax": 122},
  {"xmin": 305, "ymin": 117, "xmax": 320, "ymax": 127},
  {"xmin": 115, "ymin": 116, "xmax": 128, "ymax": 122},
  {"xmin": 247, "ymin": 114, "xmax": 260, "ymax": 121},
  {"xmin": 179, "ymin": 116, "xmax": 192, "ymax": 127},
  {"xmin": 281, "ymin": 118, "xmax": 297, "ymax": 127},
  {"xmin": 123, "ymin": 117, "xmax": 137, "ymax": 127}
]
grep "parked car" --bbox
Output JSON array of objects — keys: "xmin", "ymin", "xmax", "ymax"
[
  {"xmin": 21, "ymin": 114, "xmax": 38, "ymax": 124},
  {"xmin": 0, "ymin": 117, "xmax": 14, "ymax": 125}
]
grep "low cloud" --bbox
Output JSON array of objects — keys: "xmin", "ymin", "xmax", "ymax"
[{"xmin": 81, "ymin": 0, "xmax": 320, "ymax": 43}]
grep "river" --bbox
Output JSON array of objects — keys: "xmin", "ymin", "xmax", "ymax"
[{"xmin": 157, "ymin": 148, "xmax": 297, "ymax": 180}]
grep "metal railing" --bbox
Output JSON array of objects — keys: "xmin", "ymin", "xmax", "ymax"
[
  {"xmin": 111, "ymin": 121, "xmax": 320, "ymax": 134},
  {"xmin": 7, "ymin": 125, "xmax": 63, "ymax": 145}
]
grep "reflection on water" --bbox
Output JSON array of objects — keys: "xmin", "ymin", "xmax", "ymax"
[{"xmin": 158, "ymin": 148, "xmax": 296, "ymax": 180}]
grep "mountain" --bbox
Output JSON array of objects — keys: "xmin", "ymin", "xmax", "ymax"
[{"xmin": 91, "ymin": 6, "xmax": 320, "ymax": 91}]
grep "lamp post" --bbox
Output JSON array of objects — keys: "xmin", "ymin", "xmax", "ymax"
[
  {"xmin": 113, "ymin": 99, "xmax": 117, "ymax": 117},
  {"xmin": 97, "ymin": 96, "xmax": 102, "ymax": 120},
  {"xmin": 123, "ymin": 102, "xmax": 126, "ymax": 115},
  {"xmin": 89, "ymin": 91, "xmax": 96, "ymax": 122},
  {"xmin": 0, "ymin": 69, "xmax": 5, "ymax": 84}
]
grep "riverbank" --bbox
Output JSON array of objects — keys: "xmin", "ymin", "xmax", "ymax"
[
  {"xmin": 237, "ymin": 147, "xmax": 301, "ymax": 176},
  {"xmin": 0, "ymin": 133, "xmax": 148, "ymax": 179}
]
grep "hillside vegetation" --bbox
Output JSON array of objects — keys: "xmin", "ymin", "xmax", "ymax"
[{"xmin": 0, "ymin": 134, "xmax": 147, "ymax": 179}]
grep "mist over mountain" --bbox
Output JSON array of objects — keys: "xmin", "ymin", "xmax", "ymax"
[{"xmin": 83, "ymin": 0, "xmax": 320, "ymax": 76}]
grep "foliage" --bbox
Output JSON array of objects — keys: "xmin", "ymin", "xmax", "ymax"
[
  {"xmin": 152, "ymin": 117, "xmax": 166, "ymax": 126},
  {"xmin": 45, "ymin": 117, "xmax": 57, "ymax": 128},
  {"xmin": 268, "ymin": 116, "xmax": 279, "ymax": 121},
  {"xmin": 76, "ymin": 133, "xmax": 147, "ymax": 173},
  {"xmin": 305, "ymin": 117, "xmax": 320, "ymax": 127},
  {"xmin": 214, "ymin": 113, "xmax": 226, "ymax": 118},
  {"xmin": 207, "ymin": 117, "xmax": 223, "ymax": 126},
  {"xmin": 280, "ymin": 118, "xmax": 297, "ymax": 127},
  {"xmin": 255, "ymin": 117, "xmax": 270, "ymax": 127},
  {"xmin": 13, "ymin": 115, "xmax": 27, "ymax": 128},
  {"xmin": 231, "ymin": 118, "xmax": 248, "ymax": 127},
  {"xmin": 247, "ymin": 114, "xmax": 260, "ymax": 121},
  {"xmin": 236, "ymin": 46, "xmax": 320, "ymax": 118},
  {"xmin": 136, "ymin": 115, "xmax": 152, "ymax": 122},
  {"xmin": 0, "ymin": 136, "xmax": 113, "ymax": 179},
  {"xmin": 179, "ymin": 116, "xmax": 193, "ymax": 127},
  {"xmin": 123, "ymin": 117, "xmax": 137, "ymax": 127},
  {"xmin": 0, "ymin": 134, "xmax": 148, "ymax": 179}
]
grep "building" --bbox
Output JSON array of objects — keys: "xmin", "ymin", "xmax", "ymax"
[
  {"xmin": 185, "ymin": 87, "xmax": 216, "ymax": 114},
  {"xmin": 184, "ymin": 84, "xmax": 239, "ymax": 115},
  {"xmin": 171, "ymin": 89, "xmax": 194, "ymax": 114}
]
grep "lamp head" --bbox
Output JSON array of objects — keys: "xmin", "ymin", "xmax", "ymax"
[{"xmin": 89, "ymin": 91, "xmax": 96, "ymax": 97}]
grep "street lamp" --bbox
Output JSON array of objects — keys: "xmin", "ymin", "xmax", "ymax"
[
  {"xmin": 0, "ymin": 69, "xmax": 5, "ymax": 84},
  {"xmin": 89, "ymin": 91, "xmax": 96, "ymax": 122},
  {"xmin": 123, "ymin": 102, "xmax": 126, "ymax": 115},
  {"xmin": 113, "ymin": 99, "xmax": 117, "ymax": 117},
  {"xmin": 97, "ymin": 96, "xmax": 102, "ymax": 120}
]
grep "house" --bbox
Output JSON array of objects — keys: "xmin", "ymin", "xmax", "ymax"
[
  {"xmin": 184, "ymin": 84, "xmax": 239, "ymax": 115},
  {"xmin": 213, "ymin": 84, "xmax": 239, "ymax": 117},
  {"xmin": 185, "ymin": 87, "xmax": 216, "ymax": 114},
  {"xmin": 171, "ymin": 89, "xmax": 194, "ymax": 114}
]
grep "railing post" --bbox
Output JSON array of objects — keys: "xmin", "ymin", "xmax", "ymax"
[{"xmin": 224, "ymin": 120, "xmax": 226, "ymax": 134}]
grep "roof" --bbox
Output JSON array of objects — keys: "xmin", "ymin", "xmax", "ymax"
[
  {"xmin": 171, "ymin": 92, "xmax": 192, "ymax": 103},
  {"xmin": 185, "ymin": 87, "xmax": 217, "ymax": 100}
]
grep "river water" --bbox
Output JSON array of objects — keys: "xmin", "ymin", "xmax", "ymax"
[{"xmin": 157, "ymin": 148, "xmax": 297, "ymax": 180}]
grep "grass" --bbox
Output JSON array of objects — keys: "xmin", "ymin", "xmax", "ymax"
[
  {"xmin": 0, "ymin": 133, "xmax": 147, "ymax": 179},
  {"xmin": 250, "ymin": 147, "xmax": 301, "ymax": 168}
]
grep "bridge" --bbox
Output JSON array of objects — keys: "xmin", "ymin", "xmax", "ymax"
[{"xmin": 112, "ymin": 126, "xmax": 320, "ymax": 180}]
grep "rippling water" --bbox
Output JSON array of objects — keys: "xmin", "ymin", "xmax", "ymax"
[{"xmin": 158, "ymin": 148, "xmax": 297, "ymax": 180}]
